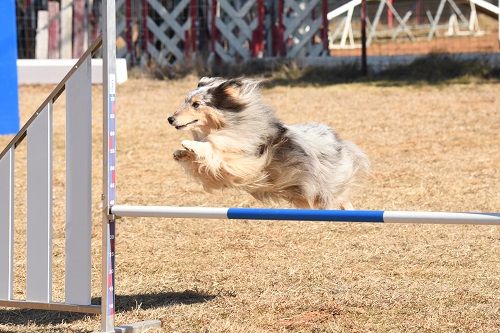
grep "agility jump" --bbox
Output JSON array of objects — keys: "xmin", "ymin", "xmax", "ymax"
[{"xmin": 0, "ymin": 0, "xmax": 499, "ymax": 332}]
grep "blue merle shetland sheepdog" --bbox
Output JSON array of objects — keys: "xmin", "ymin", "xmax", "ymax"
[{"xmin": 167, "ymin": 77, "xmax": 369, "ymax": 210}]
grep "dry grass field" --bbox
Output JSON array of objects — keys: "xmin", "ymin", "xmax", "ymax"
[{"xmin": 0, "ymin": 77, "xmax": 499, "ymax": 332}]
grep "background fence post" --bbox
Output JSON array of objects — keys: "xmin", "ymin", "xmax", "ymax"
[
  {"xmin": 36, "ymin": 10, "xmax": 49, "ymax": 59},
  {"xmin": 322, "ymin": 0, "xmax": 329, "ymax": 54},
  {"xmin": 141, "ymin": 0, "xmax": 149, "ymax": 64},
  {"xmin": 210, "ymin": 0, "xmax": 219, "ymax": 62},
  {"xmin": 48, "ymin": 1, "xmax": 60, "ymax": 59},
  {"xmin": 125, "ymin": 0, "xmax": 134, "ymax": 63},
  {"xmin": 361, "ymin": 0, "xmax": 367, "ymax": 75},
  {"xmin": 277, "ymin": 0, "xmax": 285, "ymax": 56},
  {"xmin": 73, "ymin": 0, "xmax": 86, "ymax": 57},
  {"xmin": 61, "ymin": 0, "xmax": 73, "ymax": 58},
  {"xmin": 190, "ymin": 0, "xmax": 198, "ymax": 55},
  {"xmin": 252, "ymin": 0, "xmax": 265, "ymax": 57},
  {"xmin": 388, "ymin": 0, "xmax": 394, "ymax": 28}
]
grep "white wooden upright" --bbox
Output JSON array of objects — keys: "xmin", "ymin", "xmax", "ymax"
[
  {"xmin": 0, "ymin": 149, "xmax": 14, "ymax": 300},
  {"xmin": 60, "ymin": 0, "xmax": 73, "ymax": 58},
  {"xmin": 65, "ymin": 57, "xmax": 93, "ymax": 305},
  {"xmin": 36, "ymin": 10, "xmax": 49, "ymax": 59},
  {"xmin": 26, "ymin": 103, "xmax": 53, "ymax": 302}
]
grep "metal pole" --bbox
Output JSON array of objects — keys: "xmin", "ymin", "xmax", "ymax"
[
  {"xmin": 101, "ymin": 0, "xmax": 117, "ymax": 331},
  {"xmin": 361, "ymin": 0, "xmax": 367, "ymax": 75}
]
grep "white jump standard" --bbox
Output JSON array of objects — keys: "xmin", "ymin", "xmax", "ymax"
[{"xmin": 0, "ymin": 37, "xmax": 102, "ymax": 316}]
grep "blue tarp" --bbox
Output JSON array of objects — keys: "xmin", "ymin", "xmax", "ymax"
[{"xmin": 0, "ymin": 0, "xmax": 19, "ymax": 135}]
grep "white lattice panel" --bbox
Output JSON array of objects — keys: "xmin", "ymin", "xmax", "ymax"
[
  {"xmin": 283, "ymin": 0, "xmax": 327, "ymax": 58},
  {"xmin": 213, "ymin": 0, "xmax": 258, "ymax": 62},
  {"xmin": 147, "ymin": 0, "xmax": 191, "ymax": 66}
]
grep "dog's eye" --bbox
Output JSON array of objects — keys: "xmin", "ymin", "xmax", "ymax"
[{"xmin": 192, "ymin": 102, "xmax": 200, "ymax": 109}]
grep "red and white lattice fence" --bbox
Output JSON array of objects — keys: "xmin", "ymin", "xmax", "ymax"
[
  {"xmin": 145, "ymin": 0, "xmax": 196, "ymax": 66},
  {"xmin": 278, "ymin": 0, "xmax": 329, "ymax": 58},
  {"xmin": 210, "ymin": 0, "xmax": 265, "ymax": 63},
  {"xmin": 23, "ymin": 0, "xmax": 332, "ymax": 64}
]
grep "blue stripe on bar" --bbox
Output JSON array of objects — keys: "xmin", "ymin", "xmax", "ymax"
[{"xmin": 227, "ymin": 208, "xmax": 385, "ymax": 222}]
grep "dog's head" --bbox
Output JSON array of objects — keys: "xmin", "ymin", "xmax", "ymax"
[{"xmin": 168, "ymin": 77, "xmax": 261, "ymax": 133}]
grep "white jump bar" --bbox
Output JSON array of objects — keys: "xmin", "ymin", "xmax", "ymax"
[
  {"xmin": 112, "ymin": 205, "xmax": 228, "ymax": 219},
  {"xmin": 111, "ymin": 205, "xmax": 500, "ymax": 225}
]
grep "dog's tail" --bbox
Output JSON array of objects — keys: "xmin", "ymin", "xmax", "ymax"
[{"xmin": 343, "ymin": 140, "xmax": 371, "ymax": 183}]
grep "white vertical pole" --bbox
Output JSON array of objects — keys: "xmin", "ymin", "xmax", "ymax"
[
  {"xmin": 102, "ymin": 0, "xmax": 117, "ymax": 331},
  {"xmin": 0, "ymin": 149, "xmax": 14, "ymax": 300},
  {"xmin": 60, "ymin": 0, "xmax": 73, "ymax": 58},
  {"xmin": 65, "ymin": 56, "xmax": 92, "ymax": 305},
  {"xmin": 27, "ymin": 103, "xmax": 53, "ymax": 303},
  {"xmin": 36, "ymin": 11, "xmax": 49, "ymax": 59}
]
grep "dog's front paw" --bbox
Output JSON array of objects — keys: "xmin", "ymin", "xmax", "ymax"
[
  {"xmin": 181, "ymin": 140, "xmax": 197, "ymax": 152},
  {"xmin": 173, "ymin": 149, "xmax": 193, "ymax": 161}
]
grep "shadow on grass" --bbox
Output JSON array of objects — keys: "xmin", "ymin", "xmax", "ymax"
[
  {"xmin": 207, "ymin": 54, "xmax": 500, "ymax": 87},
  {"xmin": 114, "ymin": 290, "xmax": 216, "ymax": 311},
  {"xmin": 0, "ymin": 290, "xmax": 216, "ymax": 326},
  {"xmin": 368, "ymin": 54, "xmax": 500, "ymax": 86}
]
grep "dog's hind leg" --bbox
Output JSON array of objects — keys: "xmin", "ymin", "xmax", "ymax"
[
  {"xmin": 292, "ymin": 197, "xmax": 311, "ymax": 209},
  {"xmin": 340, "ymin": 201, "xmax": 354, "ymax": 210},
  {"xmin": 337, "ymin": 190, "xmax": 354, "ymax": 210},
  {"xmin": 317, "ymin": 198, "xmax": 353, "ymax": 210}
]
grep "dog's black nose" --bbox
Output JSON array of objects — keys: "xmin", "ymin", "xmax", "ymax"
[{"xmin": 167, "ymin": 116, "xmax": 175, "ymax": 125}]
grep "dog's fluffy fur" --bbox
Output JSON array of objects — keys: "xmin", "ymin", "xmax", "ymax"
[{"xmin": 168, "ymin": 77, "xmax": 369, "ymax": 209}]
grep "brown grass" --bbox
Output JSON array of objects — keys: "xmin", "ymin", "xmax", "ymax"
[{"xmin": 0, "ymin": 78, "xmax": 499, "ymax": 332}]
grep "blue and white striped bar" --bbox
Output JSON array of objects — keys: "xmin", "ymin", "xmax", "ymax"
[{"xmin": 111, "ymin": 206, "xmax": 500, "ymax": 225}]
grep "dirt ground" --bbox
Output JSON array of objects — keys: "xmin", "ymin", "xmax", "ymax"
[
  {"xmin": 330, "ymin": 14, "xmax": 500, "ymax": 58},
  {"xmin": 0, "ymin": 77, "xmax": 499, "ymax": 332},
  {"xmin": 331, "ymin": 34, "xmax": 500, "ymax": 57}
]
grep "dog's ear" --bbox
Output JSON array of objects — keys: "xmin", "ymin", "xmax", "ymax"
[
  {"xmin": 218, "ymin": 78, "xmax": 244, "ymax": 97},
  {"xmin": 198, "ymin": 77, "xmax": 221, "ymax": 88},
  {"xmin": 239, "ymin": 78, "xmax": 264, "ymax": 95},
  {"xmin": 208, "ymin": 79, "xmax": 246, "ymax": 112},
  {"xmin": 211, "ymin": 77, "xmax": 263, "ymax": 96}
]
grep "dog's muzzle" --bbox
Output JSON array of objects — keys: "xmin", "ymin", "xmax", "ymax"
[{"xmin": 168, "ymin": 116, "xmax": 198, "ymax": 130}]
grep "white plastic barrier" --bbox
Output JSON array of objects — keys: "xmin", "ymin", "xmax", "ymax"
[{"xmin": 17, "ymin": 58, "xmax": 128, "ymax": 85}]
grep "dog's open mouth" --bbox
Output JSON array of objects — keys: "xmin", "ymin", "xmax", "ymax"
[{"xmin": 175, "ymin": 119, "xmax": 198, "ymax": 130}]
